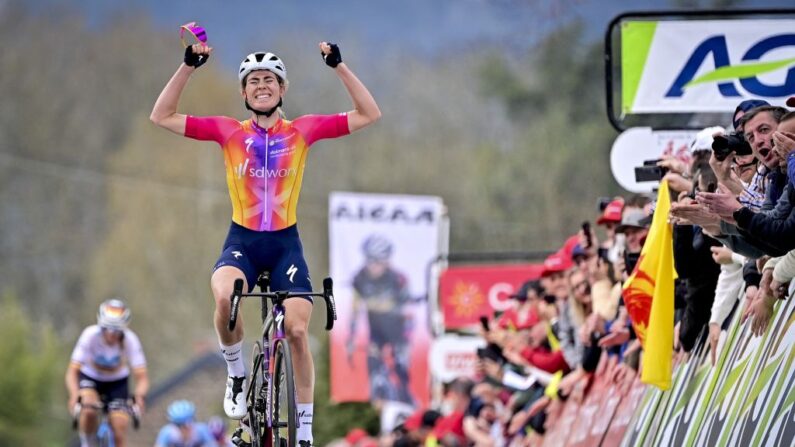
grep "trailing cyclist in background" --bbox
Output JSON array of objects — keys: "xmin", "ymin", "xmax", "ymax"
[
  {"xmin": 207, "ymin": 416, "xmax": 235, "ymax": 447},
  {"xmin": 66, "ymin": 299, "xmax": 149, "ymax": 447},
  {"xmin": 150, "ymin": 33, "xmax": 381, "ymax": 447},
  {"xmin": 155, "ymin": 400, "xmax": 218, "ymax": 447}
]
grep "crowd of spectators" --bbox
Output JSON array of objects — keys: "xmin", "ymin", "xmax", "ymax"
[{"xmin": 333, "ymin": 96, "xmax": 795, "ymax": 447}]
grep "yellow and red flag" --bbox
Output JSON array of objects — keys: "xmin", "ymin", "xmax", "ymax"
[{"xmin": 621, "ymin": 179, "xmax": 677, "ymax": 390}]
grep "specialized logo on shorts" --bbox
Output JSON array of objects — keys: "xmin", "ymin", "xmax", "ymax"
[
  {"xmin": 232, "ymin": 251, "xmax": 243, "ymax": 259},
  {"xmin": 286, "ymin": 264, "xmax": 298, "ymax": 283}
]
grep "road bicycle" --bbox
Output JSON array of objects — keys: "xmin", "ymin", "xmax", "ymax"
[
  {"xmin": 230, "ymin": 272, "xmax": 336, "ymax": 447},
  {"xmin": 72, "ymin": 397, "xmax": 140, "ymax": 447}
]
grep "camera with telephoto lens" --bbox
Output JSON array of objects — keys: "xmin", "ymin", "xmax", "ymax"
[
  {"xmin": 712, "ymin": 132, "xmax": 753, "ymax": 162},
  {"xmin": 634, "ymin": 159, "xmax": 668, "ymax": 182}
]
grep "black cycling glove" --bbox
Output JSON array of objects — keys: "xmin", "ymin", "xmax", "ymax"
[
  {"xmin": 321, "ymin": 43, "xmax": 342, "ymax": 68},
  {"xmin": 184, "ymin": 45, "xmax": 209, "ymax": 68}
]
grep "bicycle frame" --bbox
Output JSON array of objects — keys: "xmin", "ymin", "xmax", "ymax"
[
  {"xmin": 97, "ymin": 417, "xmax": 114, "ymax": 447},
  {"xmin": 262, "ymin": 297, "xmax": 286, "ymax": 429},
  {"xmin": 229, "ymin": 273, "xmax": 336, "ymax": 447},
  {"xmin": 72, "ymin": 398, "xmax": 140, "ymax": 446}
]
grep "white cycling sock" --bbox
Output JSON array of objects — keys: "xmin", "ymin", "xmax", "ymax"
[
  {"xmin": 297, "ymin": 402, "xmax": 314, "ymax": 443},
  {"xmin": 220, "ymin": 340, "xmax": 246, "ymax": 378},
  {"xmin": 79, "ymin": 432, "xmax": 97, "ymax": 447}
]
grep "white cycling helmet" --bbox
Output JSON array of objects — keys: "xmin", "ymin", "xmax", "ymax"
[
  {"xmin": 239, "ymin": 52, "xmax": 287, "ymax": 83},
  {"xmin": 97, "ymin": 298, "xmax": 131, "ymax": 330},
  {"xmin": 362, "ymin": 234, "xmax": 393, "ymax": 261}
]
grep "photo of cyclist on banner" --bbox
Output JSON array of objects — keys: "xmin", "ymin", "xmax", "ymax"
[
  {"xmin": 328, "ymin": 193, "xmax": 443, "ymax": 411},
  {"xmin": 349, "ymin": 234, "xmax": 415, "ymax": 406}
]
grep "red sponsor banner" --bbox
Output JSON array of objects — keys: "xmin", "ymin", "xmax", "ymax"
[{"xmin": 438, "ymin": 263, "xmax": 544, "ymax": 330}]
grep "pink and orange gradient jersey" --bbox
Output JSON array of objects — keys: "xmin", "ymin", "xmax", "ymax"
[{"xmin": 185, "ymin": 113, "xmax": 349, "ymax": 231}]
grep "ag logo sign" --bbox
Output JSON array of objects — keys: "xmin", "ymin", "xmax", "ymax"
[{"xmin": 621, "ymin": 19, "xmax": 795, "ymax": 114}]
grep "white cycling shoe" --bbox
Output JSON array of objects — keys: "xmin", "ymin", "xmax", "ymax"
[{"xmin": 224, "ymin": 376, "xmax": 247, "ymax": 419}]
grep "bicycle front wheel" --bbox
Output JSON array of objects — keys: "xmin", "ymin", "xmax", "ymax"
[{"xmin": 271, "ymin": 339, "xmax": 297, "ymax": 447}]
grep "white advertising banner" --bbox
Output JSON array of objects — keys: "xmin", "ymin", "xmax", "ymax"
[
  {"xmin": 428, "ymin": 335, "xmax": 486, "ymax": 383},
  {"xmin": 610, "ymin": 127, "xmax": 697, "ymax": 193},
  {"xmin": 329, "ymin": 192, "xmax": 444, "ymax": 408},
  {"xmin": 622, "ymin": 19, "xmax": 795, "ymax": 114}
]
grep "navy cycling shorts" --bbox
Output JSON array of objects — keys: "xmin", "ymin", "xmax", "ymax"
[
  {"xmin": 78, "ymin": 372, "xmax": 129, "ymax": 408},
  {"xmin": 213, "ymin": 222, "xmax": 313, "ymax": 300}
]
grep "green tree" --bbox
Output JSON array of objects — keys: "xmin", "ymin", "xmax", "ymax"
[{"xmin": 0, "ymin": 292, "xmax": 67, "ymax": 446}]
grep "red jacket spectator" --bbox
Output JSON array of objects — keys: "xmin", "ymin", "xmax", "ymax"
[{"xmin": 520, "ymin": 345, "xmax": 569, "ymax": 374}]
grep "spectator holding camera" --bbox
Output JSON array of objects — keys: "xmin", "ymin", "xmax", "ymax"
[
  {"xmin": 672, "ymin": 155, "xmax": 723, "ymax": 352},
  {"xmin": 675, "ymin": 106, "xmax": 789, "ymax": 258},
  {"xmin": 709, "ymin": 100, "xmax": 769, "ymax": 202},
  {"xmin": 702, "ymin": 116, "xmax": 757, "ymax": 362},
  {"xmin": 693, "ymin": 106, "xmax": 794, "ymax": 335}
]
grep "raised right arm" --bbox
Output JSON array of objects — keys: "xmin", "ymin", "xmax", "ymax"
[
  {"xmin": 150, "ymin": 44, "xmax": 212, "ymax": 135},
  {"xmin": 149, "ymin": 64, "xmax": 194, "ymax": 135}
]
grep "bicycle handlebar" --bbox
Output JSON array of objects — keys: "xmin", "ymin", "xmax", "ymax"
[
  {"xmin": 72, "ymin": 397, "xmax": 140, "ymax": 430},
  {"xmin": 228, "ymin": 277, "xmax": 337, "ymax": 332}
]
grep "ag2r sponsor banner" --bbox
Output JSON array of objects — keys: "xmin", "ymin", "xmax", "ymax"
[
  {"xmin": 622, "ymin": 19, "xmax": 795, "ymax": 114},
  {"xmin": 438, "ymin": 263, "xmax": 544, "ymax": 330},
  {"xmin": 328, "ymin": 192, "xmax": 444, "ymax": 407}
]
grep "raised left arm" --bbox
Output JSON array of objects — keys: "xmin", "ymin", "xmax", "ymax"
[{"xmin": 320, "ymin": 42, "xmax": 381, "ymax": 133}]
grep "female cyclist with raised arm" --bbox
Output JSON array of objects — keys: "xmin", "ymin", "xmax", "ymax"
[{"xmin": 150, "ymin": 41, "xmax": 381, "ymax": 446}]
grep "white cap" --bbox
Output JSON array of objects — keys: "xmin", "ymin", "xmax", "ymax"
[{"xmin": 690, "ymin": 126, "xmax": 726, "ymax": 152}]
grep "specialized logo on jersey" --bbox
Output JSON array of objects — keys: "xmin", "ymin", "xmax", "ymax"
[
  {"xmin": 286, "ymin": 264, "xmax": 298, "ymax": 283},
  {"xmin": 232, "ymin": 251, "xmax": 243, "ymax": 259}
]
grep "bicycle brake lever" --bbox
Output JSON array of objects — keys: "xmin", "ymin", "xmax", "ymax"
[{"xmin": 323, "ymin": 277, "xmax": 336, "ymax": 330}]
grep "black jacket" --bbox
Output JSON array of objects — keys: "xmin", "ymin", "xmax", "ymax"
[{"xmin": 673, "ymin": 225, "xmax": 722, "ymax": 352}]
